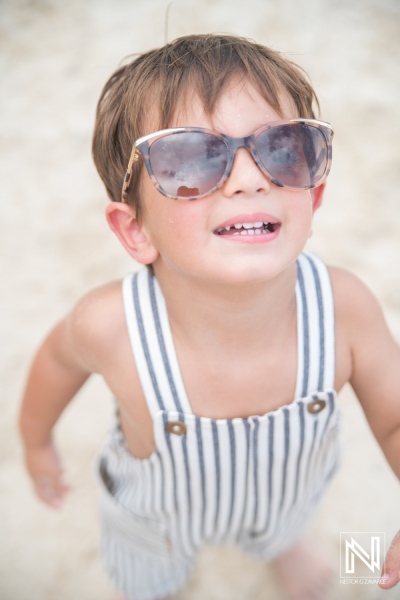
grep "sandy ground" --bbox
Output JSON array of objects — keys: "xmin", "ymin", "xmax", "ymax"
[{"xmin": 1, "ymin": 0, "xmax": 400, "ymax": 598}]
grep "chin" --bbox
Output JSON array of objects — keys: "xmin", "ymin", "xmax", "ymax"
[{"xmin": 210, "ymin": 260, "xmax": 287, "ymax": 286}]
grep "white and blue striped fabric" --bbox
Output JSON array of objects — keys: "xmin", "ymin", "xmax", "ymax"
[{"xmin": 96, "ymin": 251, "xmax": 341, "ymax": 600}]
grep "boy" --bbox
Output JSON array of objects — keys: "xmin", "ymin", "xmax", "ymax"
[{"xmin": 19, "ymin": 34, "xmax": 400, "ymax": 600}]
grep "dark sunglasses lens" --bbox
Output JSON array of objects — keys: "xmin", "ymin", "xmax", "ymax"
[
  {"xmin": 256, "ymin": 124, "xmax": 328, "ymax": 188},
  {"xmin": 149, "ymin": 132, "xmax": 228, "ymax": 198}
]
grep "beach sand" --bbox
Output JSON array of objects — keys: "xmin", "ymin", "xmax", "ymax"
[{"xmin": 1, "ymin": 1, "xmax": 400, "ymax": 598}]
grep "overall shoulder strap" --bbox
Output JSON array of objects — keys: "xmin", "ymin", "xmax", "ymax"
[
  {"xmin": 294, "ymin": 251, "xmax": 336, "ymax": 397},
  {"xmin": 122, "ymin": 269, "xmax": 192, "ymax": 416}
]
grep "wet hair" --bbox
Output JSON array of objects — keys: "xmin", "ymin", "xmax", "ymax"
[{"xmin": 92, "ymin": 33, "xmax": 320, "ymax": 220}]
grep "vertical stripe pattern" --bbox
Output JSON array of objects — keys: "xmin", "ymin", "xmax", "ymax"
[{"xmin": 96, "ymin": 252, "xmax": 341, "ymax": 600}]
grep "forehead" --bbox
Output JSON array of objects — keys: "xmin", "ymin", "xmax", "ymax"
[{"xmin": 168, "ymin": 77, "xmax": 297, "ymax": 135}]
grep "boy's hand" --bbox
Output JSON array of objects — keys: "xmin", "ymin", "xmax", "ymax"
[
  {"xmin": 24, "ymin": 441, "xmax": 70, "ymax": 508},
  {"xmin": 379, "ymin": 530, "xmax": 400, "ymax": 590}
]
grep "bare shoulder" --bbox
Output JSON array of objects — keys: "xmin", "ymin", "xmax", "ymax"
[
  {"xmin": 328, "ymin": 265, "xmax": 400, "ymax": 436},
  {"xmin": 327, "ymin": 264, "xmax": 394, "ymax": 389},
  {"xmin": 328, "ymin": 265, "xmax": 385, "ymax": 329},
  {"xmin": 66, "ymin": 280, "xmax": 126, "ymax": 373},
  {"xmin": 70, "ymin": 279, "xmax": 124, "ymax": 324}
]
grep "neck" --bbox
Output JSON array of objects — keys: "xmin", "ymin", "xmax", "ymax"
[{"xmin": 153, "ymin": 262, "xmax": 298, "ymax": 351}]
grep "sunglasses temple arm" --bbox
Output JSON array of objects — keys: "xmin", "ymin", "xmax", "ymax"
[{"xmin": 121, "ymin": 145, "xmax": 140, "ymax": 201}]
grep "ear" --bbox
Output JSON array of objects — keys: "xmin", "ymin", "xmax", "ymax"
[
  {"xmin": 311, "ymin": 183, "xmax": 325, "ymax": 213},
  {"xmin": 105, "ymin": 203, "xmax": 159, "ymax": 265}
]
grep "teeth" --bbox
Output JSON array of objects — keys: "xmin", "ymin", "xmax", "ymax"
[
  {"xmin": 243, "ymin": 222, "xmax": 263, "ymax": 229},
  {"xmin": 217, "ymin": 221, "xmax": 277, "ymax": 235},
  {"xmin": 236, "ymin": 226, "xmax": 275, "ymax": 235}
]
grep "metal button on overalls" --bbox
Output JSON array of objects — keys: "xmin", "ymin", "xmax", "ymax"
[
  {"xmin": 166, "ymin": 421, "xmax": 187, "ymax": 435},
  {"xmin": 307, "ymin": 399, "xmax": 326, "ymax": 414}
]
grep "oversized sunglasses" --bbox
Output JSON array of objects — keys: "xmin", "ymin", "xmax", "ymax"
[{"xmin": 122, "ymin": 118, "xmax": 333, "ymax": 201}]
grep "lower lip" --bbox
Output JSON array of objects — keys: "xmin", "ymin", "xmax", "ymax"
[{"xmin": 214, "ymin": 226, "xmax": 280, "ymax": 244}]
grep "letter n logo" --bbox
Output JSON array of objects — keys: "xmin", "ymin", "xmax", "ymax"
[
  {"xmin": 340, "ymin": 532, "xmax": 385, "ymax": 578},
  {"xmin": 345, "ymin": 536, "xmax": 380, "ymax": 573}
]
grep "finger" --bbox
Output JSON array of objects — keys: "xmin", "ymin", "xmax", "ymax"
[
  {"xmin": 378, "ymin": 572, "xmax": 400, "ymax": 590},
  {"xmin": 34, "ymin": 475, "xmax": 70, "ymax": 508},
  {"xmin": 379, "ymin": 531, "xmax": 400, "ymax": 589}
]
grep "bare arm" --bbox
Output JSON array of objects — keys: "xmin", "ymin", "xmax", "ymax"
[
  {"xmin": 332, "ymin": 269, "xmax": 400, "ymax": 477},
  {"xmin": 20, "ymin": 319, "xmax": 91, "ymax": 449},
  {"xmin": 19, "ymin": 313, "xmax": 93, "ymax": 507},
  {"xmin": 331, "ymin": 267, "xmax": 400, "ymax": 590},
  {"xmin": 19, "ymin": 281, "xmax": 122, "ymax": 507}
]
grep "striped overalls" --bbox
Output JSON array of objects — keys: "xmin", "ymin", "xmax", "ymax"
[{"xmin": 96, "ymin": 251, "xmax": 341, "ymax": 600}]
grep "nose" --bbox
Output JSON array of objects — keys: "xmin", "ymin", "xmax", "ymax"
[{"xmin": 222, "ymin": 146, "xmax": 271, "ymax": 198}]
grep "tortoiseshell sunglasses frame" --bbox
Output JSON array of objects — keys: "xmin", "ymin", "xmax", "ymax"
[{"xmin": 121, "ymin": 118, "xmax": 334, "ymax": 202}]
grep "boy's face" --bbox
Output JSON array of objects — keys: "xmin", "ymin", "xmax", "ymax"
[{"xmin": 136, "ymin": 79, "xmax": 323, "ymax": 285}]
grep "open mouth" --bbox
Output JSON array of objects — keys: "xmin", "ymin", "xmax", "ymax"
[{"xmin": 215, "ymin": 221, "xmax": 278, "ymax": 236}]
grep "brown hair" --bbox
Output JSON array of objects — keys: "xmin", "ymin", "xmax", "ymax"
[{"xmin": 92, "ymin": 34, "xmax": 320, "ymax": 220}]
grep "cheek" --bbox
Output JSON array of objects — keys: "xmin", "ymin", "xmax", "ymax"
[
  {"xmin": 285, "ymin": 192, "xmax": 314, "ymax": 239},
  {"xmin": 138, "ymin": 170, "xmax": 216, "ymax": 263},
  {"xmin": 141, "ymin": 188, "xmax": 204, "ymax": 253},
  {"xmin": 160, "ymin": 208, "xmax": 205, "ymax": 249},
  {"xmin": 292, "ymin": 191, "xmax": 314, "ymax": 221}
]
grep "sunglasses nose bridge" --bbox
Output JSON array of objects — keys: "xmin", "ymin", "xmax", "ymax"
[{"xmin": 228, "ymin": 135, "xmax": 258, "ymax": 167}]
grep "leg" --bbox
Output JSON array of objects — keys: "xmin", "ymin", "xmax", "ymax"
[{"xmin": 271, "ymin": 535, "xmax": 333, "ymax": 600}]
